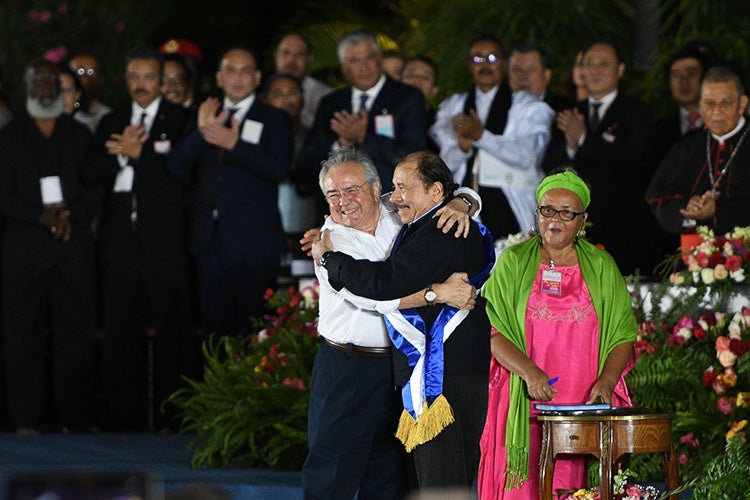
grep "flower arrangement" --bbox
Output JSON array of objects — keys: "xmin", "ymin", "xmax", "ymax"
[
  {"xmin": 564, "ymin": 468, "xmax": 660, "ymax": 500},
  {"xmin": 669, "ymin": 226, "xmax": 750, "ymax": 289},
  {"xmin": 626, "ymin": 228, "xmax": 750, "ymax": 491},
  {"xmin": 166, "ymin": 283, "xmax": 320, "ymax": 470}
]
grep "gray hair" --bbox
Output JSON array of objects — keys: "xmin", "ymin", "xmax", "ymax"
[
  {"xmin": 318, "ymin": 147, "xmax": 380, "ymax": 193},
  {"xmin": 702, "ymin": 65, "xmax": 745, "ymax": 96},
  {"xmin": 336, "ymin": 29, "xmax": 381, "ymax": 62}
]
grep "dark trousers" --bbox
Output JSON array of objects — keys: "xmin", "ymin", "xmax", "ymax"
[
  {"xmin": 302, "ymin": 342, "xmax": 405, "ymax": 500},
  {"xmin": 478, "ymin": 186, "xmax": 522, "ymax": 240},
  {"xmin": 102, "ymin": 255, "xmax": 192, "ymax": 430},
  {"xmin": 196, "ymin": 229, "xmax": 279, "ymax": 338},
  {"xmin": 411, "ymin": 374, "xmax": 489, "ymax": 490},
  {"xmin": 3, "ymin": 261, "xmax": 96, "ymax": 429}
]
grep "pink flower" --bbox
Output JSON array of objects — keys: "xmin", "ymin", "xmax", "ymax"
[
  {"xmin": 282, "ymin": 377, "xmax": 305, "ymax": 390},
  {"xmin": 716, "ymin": 336, "xmax": 731, "ymax": 352},
  {"xmin": 725, "ymin": 254, "xmax": 743, "ymax": 271},
  {"xmin": 717, "ymin": 396, "xmax": 734, "ymax": 415},
  {"xmin": 58, "ymin": 3, "xmax": 68, "ymax": 14},
  {"xmin": 27, "ymin": 9, "xmax": 52, "ymax": 23},
  {"xmin": 43, "ymin": 46, "xmax": 67, "ymax": 64},
  {"xmin": 678, "ymin": 454, "xmax": 688, "ymax": 464}
]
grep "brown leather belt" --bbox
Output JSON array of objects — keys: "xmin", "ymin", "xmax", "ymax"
[{"xmin": 321, "ymin": 336, "xmax": 392, "ymax": 357}]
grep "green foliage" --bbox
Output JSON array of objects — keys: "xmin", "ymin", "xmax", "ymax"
[
  {"xmin": 166, "ymin": 285, "xmax": 320, "ymax": 470},
  {"xmin": 692, "ymin": 435, "xmax": 750, "ymax": 499}
]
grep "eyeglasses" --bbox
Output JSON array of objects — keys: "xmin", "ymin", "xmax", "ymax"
[
  {"xmin": 75, "ymin": 67, "xmax": 98, "ymax": 77},
  {"xmin": 537, "ymin": 205, "xmax": 584, "ymax": 221},
  {"xmin": 470, "ymin": 53, "xmax": 501, "ymax": 65},
  {"xmin": 325, "ymin": 181, "xmax": 368, "ymax": 202}
]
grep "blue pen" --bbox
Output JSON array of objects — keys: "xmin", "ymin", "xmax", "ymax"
[{"xmin": 548, "ymin": 377, "xmax": 559, "ymax": 386}]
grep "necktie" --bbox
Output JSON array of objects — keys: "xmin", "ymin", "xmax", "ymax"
[
  {"xmin": 139, "ymin": 111, "xmax": 147, "ymax": 125},
  {"xmin": 224, "ymin": 108, "xmax": 238, "ymax": 128},
  {"xmin": 688, "ymin": 111, "xmax": 700, "ymax": 132},
  {"xmin": 589, "ymin": 102, "xmax": 602, "ymax": 132},
  {"xmin": 358, "ymin": 93, "xmax": 369, "ymax": 113}
]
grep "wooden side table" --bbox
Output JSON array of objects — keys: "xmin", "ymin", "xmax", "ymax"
[{"xmin": 537, "ymin": 411, "xmax": 679, "ymax": 500}]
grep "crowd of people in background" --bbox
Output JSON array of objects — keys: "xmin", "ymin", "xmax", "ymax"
[{"xmin": 0, "ymin": 27, "xmax": 747, "ymax": 479}]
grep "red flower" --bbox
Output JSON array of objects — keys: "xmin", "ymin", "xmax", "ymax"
[
  {"xmin": 693, "ymin": 327, "xmax": 707, "ymax": 341},
  {"xmin": 27, "ymin": 9, "xmax": 52, "ymax": 23},
  {"xmin": 703, "ymin": 366, "xmax": 719, "ymax": 387},
  {"xmin": 696, "ymin": 252, "xmax": 709, "ymax": 267},
  {"xmin": 282, "ymin": 377, "xmax": 306, "ymax": 390},
  {"xmin": 700, "ymin": 311, "xmax": 717, "ymax": 327},
  {"xmin": 729, "ymin": 338, "xmax": 750, "ymax": 356},
  {"xmin": 263, "ymin": 288, "xmax": 275, "ymax": 300},
  {"xmin": 725, "ymin": 254, "xmax": 743, "ymax": 271},
  {"xmin": 708, "ymin": 252, "xmax": 726, "ymax": 267}
]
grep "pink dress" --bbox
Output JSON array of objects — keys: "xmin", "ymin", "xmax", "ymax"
[{"xmin": 477, "ymin": 263, "xmax": 631, "ymax": 499}]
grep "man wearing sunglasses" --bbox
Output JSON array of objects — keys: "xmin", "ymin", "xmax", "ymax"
[{"xmin": 430, "ymin": 35, "xmax": 554, "ymax": 243}]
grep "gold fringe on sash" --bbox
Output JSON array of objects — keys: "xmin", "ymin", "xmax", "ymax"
[{"xmin": 395, "ymin": 395, "xmax": 455, "ymax": 452}]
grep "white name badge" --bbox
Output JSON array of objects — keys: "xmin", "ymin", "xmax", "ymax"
[
  {"xmin": 375, "ymin": 113, "xmax": 395, "ymax": 138},
  {"xmin": 153, "ymin": 139, "xmax": 171, "ymax": 154},
  {"xmin": 113, "ymin": 166, "xmax": 134, "ymax": 193},
  {"xmin": 541, "ymin": 269, "xmax": 562, "ymax": 295},
  {"xmin": 39, "ymin": 176, "xmax": 63, "ymax": 205},
  {"xmin": 241, "ymin": 119, "xmax": 263, "ymax": 144}
]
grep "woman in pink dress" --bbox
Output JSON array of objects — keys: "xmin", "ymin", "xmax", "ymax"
[{"xmin": 478, "ymin": 169, "xmax": 637, "ymax": 499}]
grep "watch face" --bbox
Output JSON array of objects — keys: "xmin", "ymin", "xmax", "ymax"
[{"xmin": 425, "ymin": 291, "xmax": 437, "ymax": 302}]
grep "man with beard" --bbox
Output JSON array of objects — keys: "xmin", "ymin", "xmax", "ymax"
[
  {"xmin": 82, "ymin": 48, "xmax": 194, "ymax": 431},
  {"xmin": 0, "ymin": 58, "xmax": 98, "ymax": 433}
]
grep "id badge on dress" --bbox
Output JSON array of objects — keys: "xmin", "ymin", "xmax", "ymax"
[
  {"xmin": 113, "ymin": 166, "xmax": 134, "ymax": 193},
  {"xmin": 39, "ymin": 176, "xmax": 64, "ymax": 205},
  {"xmin": 375, "ymin": 113, "xmax": 395, "ymax": 138},
  {"xmin": 541, "ymin": 269, "xmax": 562, "ymax": 295}
]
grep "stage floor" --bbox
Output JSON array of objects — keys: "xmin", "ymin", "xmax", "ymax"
[{"xmin": 0, "ymin": 432, "xmax": 302, "ymax": 499}]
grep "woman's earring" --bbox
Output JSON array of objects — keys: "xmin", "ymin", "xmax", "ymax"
[{"xmin": 576, "ymin": 226, "xmax": 586, "ymax": 239}]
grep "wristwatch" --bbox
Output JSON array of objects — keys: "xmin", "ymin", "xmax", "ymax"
[
  {"xmin": 457, "ymin": 195, "xmax": 473, "ymax": 213},
  {"xmin": 424, "ymin": 284, "xmax": 437, "ymax": 306},
  {"xmin": 319, "ymin": 251, "xmax": 333, "ymax": 268}
]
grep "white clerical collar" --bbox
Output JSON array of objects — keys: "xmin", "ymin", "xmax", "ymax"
[{"xmin": 712, "ymin": 116, "xmax": 746, "ymax": 143}]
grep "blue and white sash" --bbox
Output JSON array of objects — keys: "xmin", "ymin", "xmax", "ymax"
[{"xmin": 385, "ymin": 219, "xmax": 495, "ymax": 450}]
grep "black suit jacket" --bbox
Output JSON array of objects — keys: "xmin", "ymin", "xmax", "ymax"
[
  {"xmin": 298, "ymin": 76, "xmax": 427, "ymax": 193},
  {"xmin": 544, "ymin": 91, "xmax": 575, "ymax": 113},
  {"xmin": 83, "ymin": 98, "xmax": 192, "ymax": 261},
  {"xmin": 168, "ymin": 98, "xmax": 293, "ymax": 263},
  {"xmin": 0, "ymin": 114, "xmax": 97, "ymax": 284},
  {"xmin": 324, "ymin": 205, "xmax": 491, "ymax": 385},
  {"xmin": 542, "ymin": 93, "xmax": 654, "ymax": 274}
]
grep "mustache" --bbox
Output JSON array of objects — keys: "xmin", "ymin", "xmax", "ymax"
[{"xmin": 478, "ymin": 68, "xmax": 494, "ymax": 75}]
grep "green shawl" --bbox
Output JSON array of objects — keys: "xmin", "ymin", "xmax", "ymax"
[{"xmin": 481, "ymin": 235, "xmax": 637, "ymax": 489}]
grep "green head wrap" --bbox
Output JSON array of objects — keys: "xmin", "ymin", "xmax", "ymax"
[{"xmin": 536, "ymin": 171, "xmax": 591, "ymax": 210}]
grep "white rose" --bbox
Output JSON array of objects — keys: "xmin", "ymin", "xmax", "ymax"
[
  {"xmin": 718, "ymin": 350, "xmax": 737, "ymax": 368},
  {"xmin": 714, "ymin": 264, "xmax": 728, "ymax": 280},
  {"xmin": 728, "ymin": 322, "xmax": 742, "ymax": 340},
  {"xmin": 730, "ymin": 269, "xmax": 746, "ymax": 282},
  {"xmin": 257, "ymin": 328, "xmax": 269, "ymax": 342},
  {"xmin": 301, "ymin": 288, "xmax": 316, "ymax": 309},
  {"xmin": 676, "ymin": 327, "xmax": 693, "ymax": 341},
  {"xmin": 700, "ymin": 267, "xmax": 715, "ymax": 284}
]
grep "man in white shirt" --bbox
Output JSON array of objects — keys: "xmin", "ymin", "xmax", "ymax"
[
  {"xmin": 302, "ymin": 148, "xmax": 480, "ymax": 499},
  {"xmin": 430, "ymin": 35, "xmax": 553, "ymax": 241}
]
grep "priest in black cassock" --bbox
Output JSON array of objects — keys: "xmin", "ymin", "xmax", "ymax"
[{"xmin": 646, "ymin": 66, "xmax": 750, "ymax": 241}]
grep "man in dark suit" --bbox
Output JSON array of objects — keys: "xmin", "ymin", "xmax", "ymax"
[
  {"xmin": 298, "ymin": 28, "xmax": 426, "ymax": 221},
  {"xmin": 312, "ymin": 151, "xmax": 495, "ymax": 491},
  {"xmin": 402, "ymin": 55, "xmax": 441, "ymax": 153},
  {"xmin": 168, "ymin": 47, "xmax": 293, "ymax": 338},
  {"xmin": 0, "ymin": 58, "xmax": 98, "ymax": 433},
  {"xmin": 542, "ymin": 41, "xmax": 654, "ymax": 275},
  {"xmin": 83, "ymin": 48, "xmax": 193, "ymax": 431}
]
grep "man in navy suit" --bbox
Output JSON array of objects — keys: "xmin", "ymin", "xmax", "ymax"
[
  {"xmin": 169, "ymin": 47, "xmax": 293, "ymax": 338},
  {"xmin": 298, "ymin": 28, "xmax": 427, "ymax": 221},
  {"xmin": 83, "ymin": 48, "xmax": 194, "ymax": 431},
  {"xmin": 542, "ymin": 41, "xmax": 654, "ymax": 275}
]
